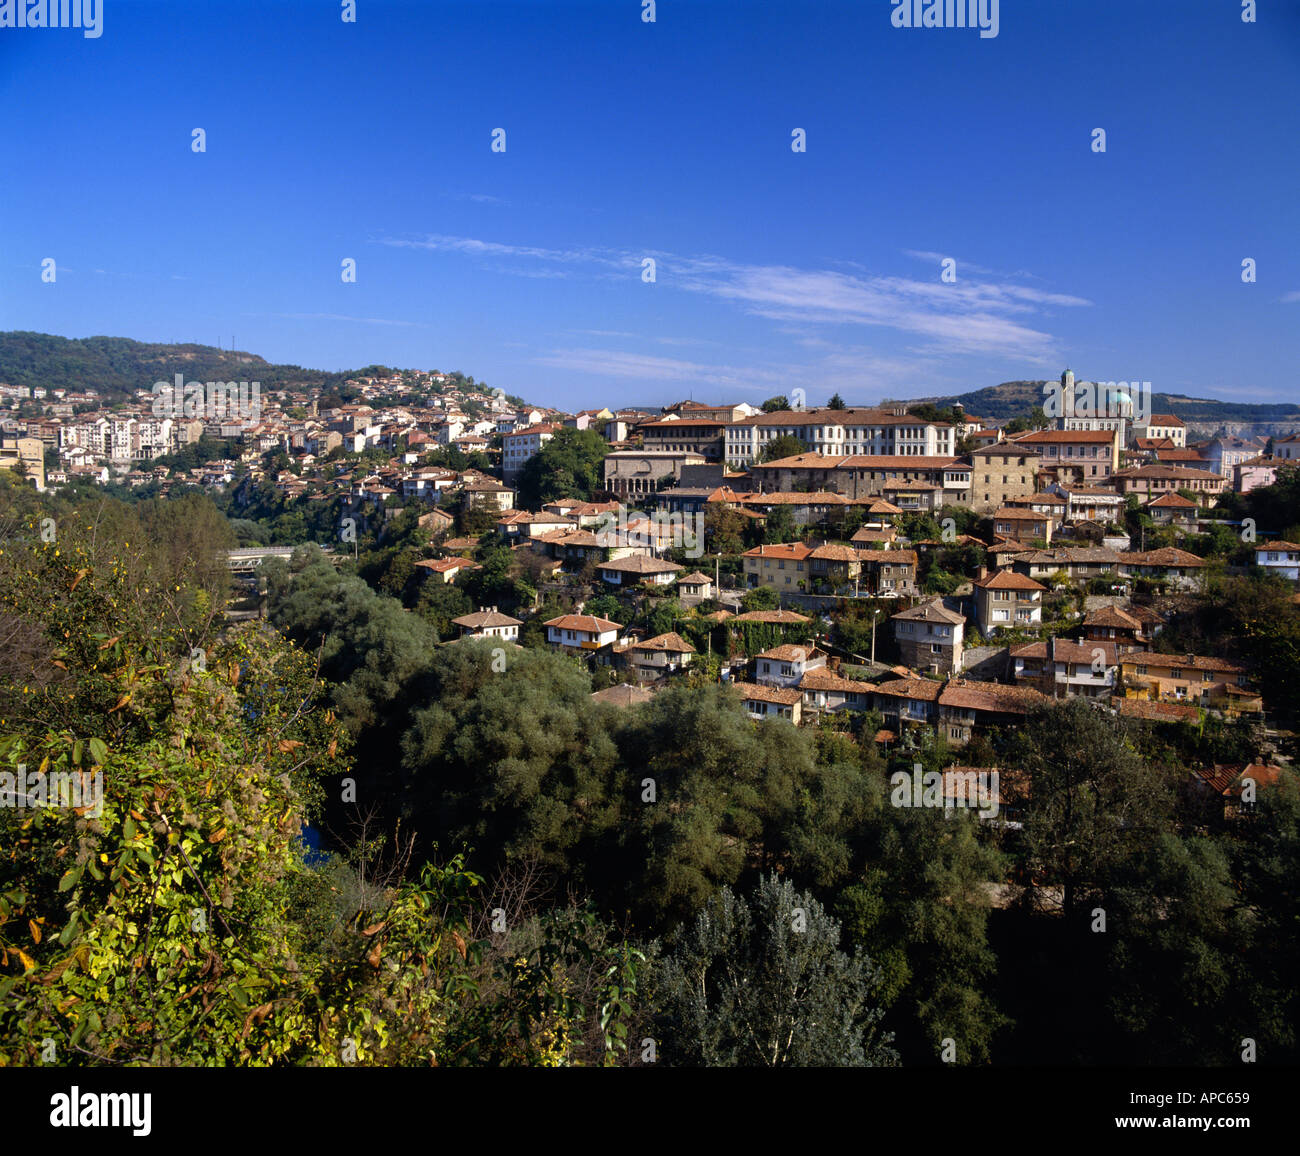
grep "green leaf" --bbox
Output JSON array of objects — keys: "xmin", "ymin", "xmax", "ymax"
[
  {"xmin": 122, "ymin": 815, "xmax": 136, "ymax": 840},
  {"xmin": 88, "ymin": 738, "xmax": 108, "ymax": 766},
  {"xmin": 59, "ymin": 911, "xmax": 80, "ymax": 946},
  {"xmin": 72, "ymin": 740, "xmax": 83, "ymax": 766},
  {"xmin": 57, "ymin": 868, "xmax": 80, "ymax": 892}
]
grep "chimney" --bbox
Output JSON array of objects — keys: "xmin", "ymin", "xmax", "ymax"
[{"xmin": 977, "ymin": 565, "xmax": 988, "ymax": 580}]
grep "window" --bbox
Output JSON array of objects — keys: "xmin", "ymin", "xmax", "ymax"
[{"xmin": 931, "ymin": 644, "xmax": 943, "ymax": 654}]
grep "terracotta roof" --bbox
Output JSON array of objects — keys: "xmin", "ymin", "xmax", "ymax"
[
  {"xmin": 742, "ymin": 542, "xmax": 815, "ymax": 561},
  {"xmin": 891, "ymin": 600, "xmax": 966, "ymax": 625},
  {"xmin": 544, "ymin": 614, "xmax": 622, "ymax": 633},
  {"xmin": 630, "ymin": 631, "xmax": 696, "ymax": 654},
  {"xmin": 598, "ymin": 555, "xmax": 683, "ymax": 575},
  {"xmin": 799, "ymin": 670, "xmax": 872, "ymax": 694},
  {"xmin": 809, "ymin": 543, "xmax": 861, "ymax": 562},
  {"xmin": 974, "ymin": 569, "xmax": 1047, "ymax": 591},
  {"xmin": 1121, "ymin": 652, "xmax": 1247, "ymax": 674},
  {"xmin": 731, "ymin": 681, "xmax": 804, "ymax": 706},
  {"xmin": 1010, "ymin": 639, "xmax": 1122, "ymax": 665},
  {"xmin": 1196, "ymin": 762, "xmax": 1282, "ymax": 797},
  {"xmin": 1124, "ymin": 547, "xmax": 1207, "ymax": 568},
  {"xmin": 872, "ymin": 677, "xmax": 944, "ymax": 702},
  {"xmin": 590, "ymin": 683, "xmax": 658, "ymax": 708},
  {"xmin": 1017, "ymin": 429, "xmax": 1117, "ymax": 444},
  {"xmin": 1083, "ymin": 604, "xmax": 1142, "ymax": 629},
  {"xmin": 857, "ymin": 548, "xmax": 918, "ymax": 565},
  {"xmin": 756, "ymin": 644, "xmax": 822, "ymax": 662},
  {"xmin": 677, "ymin": 571, "xmax": 712, "ymax": 584},
  {"xmin": 1256, "ymin": 540, "xmax": 1300, "ymax": 552},
  {"xmin": 939, "ymin": 680, "xmax": 1049, "ymax": 713},
  {"xmin": 1113, "ymin": 697, "xmax": 1201, "ymax": 723},
  {"xmin": 731, "ymin": 609, "xmax": 812, "ymax": 624},
  {"xmin": 415, "ymin": 557, "xmax": 479, "ymax": 573},
  {"xmin": 1146, "ymin": 492, "xmax": 1198, "ymax": 508},
  {"xmin": 452, "ymin": 609, "xmax": 522, "ymax": 629}
]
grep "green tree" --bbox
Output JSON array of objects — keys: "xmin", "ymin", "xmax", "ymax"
[
  {"xmin": 652, "ymin": 873, "xmax": 897, "ymax": 1066},
  {"xmin": 760, "ymin": 435, "xmax": 805, "ymax": 463}
]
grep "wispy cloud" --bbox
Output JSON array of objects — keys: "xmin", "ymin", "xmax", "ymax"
[
  {"xmin": 1281, "ymin": 290, "xmax": 1300, "ymax": 303},
  {"xmin": 381, "ymin": 231, "xmax": 1090, "ymax": 361},
  {"xmin": 534, "ymin": 348, "xmax": 789, "ymax": 392}
]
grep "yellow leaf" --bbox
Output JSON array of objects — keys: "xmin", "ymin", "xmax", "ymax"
[
  {"xmin": 16, "ymin": 949, "xmax": 36, "ymax": 971},
  {"xmin": 208, "ymin": 828, "xmax": 227, "ymax": 843},
  {"xmin": 29, "ymin": 919, "xmax": 41, "ymax": 944}
]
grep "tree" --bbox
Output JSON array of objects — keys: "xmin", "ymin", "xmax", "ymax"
[
  {"xmin": 763, "ymin": 504, "xmax": 796, "ymax": 544},
  {"xmin": 761, "ymin": 396, "xmax": 791, "ymax": 413},
  {"xmin": 515, "ymin": 429, "xmax": 608, "ymax": 509},
  {"xmin": 760, "ymin": 435, "xmax": 805, "ymax": 463},
  {"xmin": 827, "ymin": 393, "xmax": 847, "ymax": 410},
  {"xmin": 652, "ymin": 873, "xmax": 897, "ymax": 1066},
  {"xmin": 1012, "ymin": 699, "xmax": 1173, "ymax": 924}
]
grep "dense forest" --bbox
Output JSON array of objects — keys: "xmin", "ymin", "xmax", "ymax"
[{"xmin": 1, "ymin": 474, "xmax": 1298, "ymax": 1067}]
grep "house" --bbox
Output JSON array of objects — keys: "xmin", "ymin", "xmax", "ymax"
[
  {"xmin": 807, "ymin": 543, "xmax": 862, "ymax": 588},
  {"xmin": 496, "ymin": 509, "xmax": 578, "ymax": 541},
  {"xmin": 544, "ymin": 614, "xmax": 622, "ymax": 660},
  {"xmin": 968, "ymin": 442, "xmax": 1041, "ymax": 514},
  {"xmin": 1131, "ymin": 414, "xmax": 1187, "ymax": 449},
  {"xmin": 871, "ymin": 676, "xmax": 945, "ymax": 731},
  {"xmin": 991, "ymin": 507, "xmax": 1053, "ymax": 544},
  {"xmin": 677, "ymin": 571, "xmax": 714, "ymax": 600},
  {"xmin": 856, "ymin": 549, "xmax": 918, "ymax": 595},
  {"xmin": 798, "ymin": 668, "xmax": 873, "ymax": 714},
  {"xmin": 1081, "ymin": 603, "xmax": 1148, "ymax": 648},
  {"xmin": 936, "ymin": 680, "xmax": 1050, "ymax": 745},
  {"xmin": 891, "ymin": 600, "xmax": 966, "ymax": 675},
  {"xmin": 1119, "ymin": 652, "xmax": 1258, "ymax": 715},
  {"xmin": 1192, "ymin": 761, "xmax": 1285, "ymax": 820},
  {"xmin": 972, "ymin": 569, "xmax": 1046, "ymax": 635},
  {"xmin": 1232, "ymin": 455, "xmax": 1287, "ymax": 495},
  {"xmin": 502, "ymin": 424, "xmax": 559, "ymax": 482},
  {"xmin": 414, "ymin": 557, "xmax": 480, "ymax": 584},
  {"xmin": 753, "ymin": 644, "xmax": 827, "ymax": 688},
  {"xmin": 1055, "ymin": 485, "xmax": 1123, "ymax": 525},
  {"xmin": 1006, "ymin": 546, "xmax": 1126, "ymax": 584},
  {"xmin": 731, "ymin": 680, "xmax": 803, "ymax": 723},
  {"xmin": 417, "ymin": 507, "xmax": 455, "ymax": 535},
  {"xmin": 590, "ymin": 683, "xmax": 658, "ymax": 708},
  {"xmin": 619, "ymin": 631, "xmax": 697, "ymax": 678},
  {"xmin": 742, "ymin": 542, "xmax": 814, "ymax": 590},
  {"xmin": 452, "ymin": 607, "xmax": 522, "ymax": 641},
  {"xmin": 596, "ymin": 555, "xmax": 683, "ymax": 587},
  {"xmin": 460, "ymin": 479, "xmax": 516, "ymax": 512},
  {"xmin": 1109, "ymin": 464, "xmax": 1228, "ymax": 502},
  {"xmin": 1119, "ymin": 547, "xmax": 1207, "ymax": 591},
  {"xmin": 1014, "ymin": 428, "xmax": 1119, "ymax": 483},
  {"xmin": 1254, "ymin": 540, "xmax": 1300, "ymax": 581},
  {"xmin": 1144, "ymin": 491, "xmax": 1199, "ymax": 528},
  {"xmin": 1009, "ymin": 638, "xmax": 1123, "ymax": 697}
]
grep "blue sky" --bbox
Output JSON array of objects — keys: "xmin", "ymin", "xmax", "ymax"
[{"xmin": 3, "ymin": 0, "xmax": 1299, "ymax": 411}]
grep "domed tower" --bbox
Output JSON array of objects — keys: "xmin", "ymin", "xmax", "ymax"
[{"xmin": 1060, "ymin": 368, "xmax": 1076, "ymax": 417}]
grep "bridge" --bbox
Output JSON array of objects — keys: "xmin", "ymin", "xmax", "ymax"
[{"xmin": 223, "ymin": 545, "xmax": 338, "ymax": 574}]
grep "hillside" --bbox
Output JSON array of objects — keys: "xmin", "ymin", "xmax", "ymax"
[
  {"xmin": 909, "ymin": 380, "xmax": 1300, "ymax": 426},
  {"xmin": 0, "ymin": 332, "xmax": 378, "ymax": 402}
]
